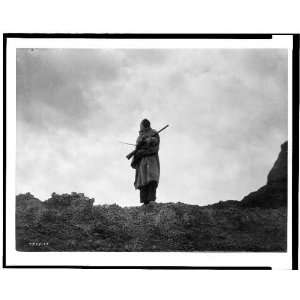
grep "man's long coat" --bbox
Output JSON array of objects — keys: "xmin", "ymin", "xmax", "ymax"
[{"xmin": 134, "ymin": 128, "xmax": 160, "ymax": 189}]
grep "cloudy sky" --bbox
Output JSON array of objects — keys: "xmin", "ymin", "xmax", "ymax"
[{"xmin": 16, "ymin": 48, "xmax": 288, "ymax": 206}]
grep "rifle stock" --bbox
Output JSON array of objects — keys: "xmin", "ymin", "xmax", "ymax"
[{"xmin": 126, "ymin": 150, "xmax": 136, "ymax": 160}]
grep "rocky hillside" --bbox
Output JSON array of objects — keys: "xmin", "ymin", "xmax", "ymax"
[
  {"xmin": 16, "ymin": 142, "xmax": 288, "ymax": 252},
  {"xmin": 241, "ymin": 141, "xmax": 287, "ymax": 208}
]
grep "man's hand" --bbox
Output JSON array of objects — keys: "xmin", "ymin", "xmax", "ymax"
[{"xmin": 135, "ymin": 149, "xmax": 147, "ymax": 158}]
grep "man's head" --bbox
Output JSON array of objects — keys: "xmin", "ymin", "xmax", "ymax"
[{"xmin": 140, "ymin": 119, "xmax": 151, "ymax": 131}]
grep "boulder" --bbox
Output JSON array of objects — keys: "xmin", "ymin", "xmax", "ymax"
[
  {"xmin": 16, "ymin": 192, "xmax": 43, "ymax": 209},
  {"xmin": 44, "ymin": 192, "xmax": 94, "ymax": 211}
]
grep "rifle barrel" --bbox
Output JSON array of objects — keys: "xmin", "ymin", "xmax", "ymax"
[
  {"xmin": 119, "ymin": 141, "xmax": 136, "ymax": 146},
  {"xmin": 157, "ymin": 124, "xmax": 169, "ymax": 134}
]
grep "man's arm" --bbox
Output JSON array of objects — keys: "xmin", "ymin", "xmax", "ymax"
[{"xmin": 135, "ymin": 135, "xmax": 159, "ymax": 157}]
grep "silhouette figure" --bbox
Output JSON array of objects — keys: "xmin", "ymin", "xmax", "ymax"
[{"xmin": 133, "ymin": 119, "xmax": 160, "ymax": 205}]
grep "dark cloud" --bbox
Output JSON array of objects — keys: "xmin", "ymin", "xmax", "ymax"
[{"xmin": 17, "ymin": 49, "xmax": 125, "ymax": 132}]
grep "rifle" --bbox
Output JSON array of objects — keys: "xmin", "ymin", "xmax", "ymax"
[{"xmin": 126, "ymin": 124, "xmax": 169, "ymax": 160}]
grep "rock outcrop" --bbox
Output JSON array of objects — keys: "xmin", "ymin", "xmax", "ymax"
[
  {"xmin": 241, "ymin": 141, "xmax": 287, "ymax": 208},
  {"xmin": 16, "ymin": 192, "xmax": 43, "ymax": 210}
]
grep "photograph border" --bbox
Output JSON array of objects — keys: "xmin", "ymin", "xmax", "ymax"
[{"xmin": 2, "ymin": 33, "xmax": 299, "ymax": 270}]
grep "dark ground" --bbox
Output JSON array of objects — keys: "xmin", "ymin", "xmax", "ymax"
[{"xmin": 16, "ymin": 193, "xmax": 287, "ymax": 252}]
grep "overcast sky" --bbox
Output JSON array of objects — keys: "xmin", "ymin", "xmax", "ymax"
[{"xmin": 16, "ymin": 48, "xmax": 288, "ymax": 206}]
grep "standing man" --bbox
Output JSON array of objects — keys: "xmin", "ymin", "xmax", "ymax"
[{"xmin": 133, "ymin": 119, "xmax": 160, "ymax": 205}]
